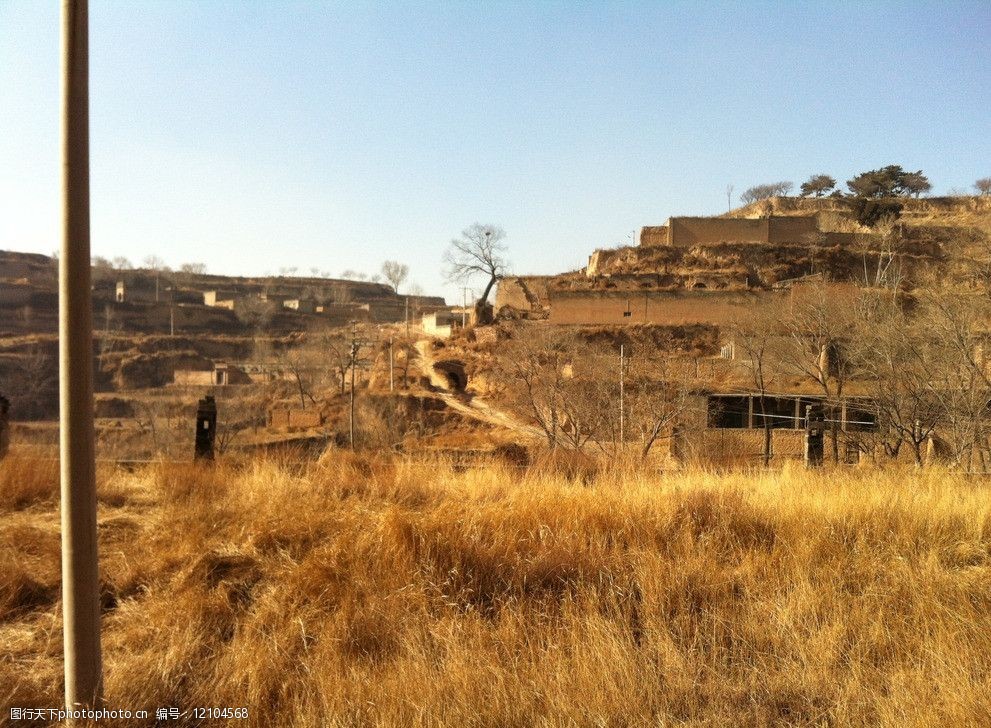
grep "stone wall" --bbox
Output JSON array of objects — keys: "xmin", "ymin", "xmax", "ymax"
[{"xmin": 547, "ymin": 289, "xmax": 779, "ymax": 326}]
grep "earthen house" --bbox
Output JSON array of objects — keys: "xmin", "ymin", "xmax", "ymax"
[
  {"xmin": 173, "ymin": 361, "xmax": 251, "ymax": 386},
  {"xmin": 421, "ymin": 311, "xmax": 464, "ymax": 338}
]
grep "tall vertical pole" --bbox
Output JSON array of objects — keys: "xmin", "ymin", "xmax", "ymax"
[
  {"xmin": 349, "ymin": 321, "xmax": 357, "ymax": 450},
  {"xmin": 60, "ymin": 0, "xmax": 102, "ymax": 709},
  {"xmin": 619, "ymin": 344, "xmax": 624, "ymax": 446},
  {"xmin": 462, "ymin": 287, "xmax": 467, "ymax": 328},
  {"xmin": 389, "ymin": 336, "xmax": 394, "ymax": 392},
  {"xmin": 404, "ymin": 296, "xmax": 409, "ymax": 338}
]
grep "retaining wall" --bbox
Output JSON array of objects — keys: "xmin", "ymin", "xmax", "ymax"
[{"xmin": 547, "ymin": 290, "xmax": 779, "ymax": 325}]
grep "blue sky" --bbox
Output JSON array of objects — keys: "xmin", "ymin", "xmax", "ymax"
[{"xmin": 1, "ymin": 1, "xmax": 989, "ymax": 302}]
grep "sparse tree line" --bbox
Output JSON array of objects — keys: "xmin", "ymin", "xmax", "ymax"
[
  {"xmin": 88, "ymin": 256, "xmax": 422, "ymax": 295},
  {"xmin": 490, "ymin": 276, "xmax": 991, "ymax": 470},
  {"xmin": 739, "ymin": 167, "xmax": 991, "ymax": 207},
  {"xmin": 734, "ymin": 277, "xmax": 991, "ymax": 470},
  {"xmin": 491, "ymin": 326, "xmax": 699, "ymax": 459}
]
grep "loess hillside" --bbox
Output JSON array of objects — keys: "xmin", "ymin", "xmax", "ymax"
[{"xmin": 512, "ymin": 195, "xmax": 991, "ymax": 298}]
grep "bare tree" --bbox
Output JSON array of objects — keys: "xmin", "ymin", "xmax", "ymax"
[
  {"xmin": 741, "ymin": 182, "xmax": 793, "ymax": 205},
  {"xmin": 179, "ymin": 262, "xmax": 207, "ymax": 275},
  {"xmin": 381, "ymin": 260, "xmax": 409, "ymax": 292},
  {"xmin": 733, "ymin": 305, "xmax": 787, "ymax": 465},
  {"xmin": 622, "ymin": 349, "xmax": 696, "ymax": 460},
  {"xmin": 444, "ymin": 223, "xmax": 509, "ymax": 325},
  {"xmin": 778, "ymin": 282, "xmax": 861, "ymax": 462},
  {"xmin": 913, "ymin": 284, "xmax": 991, "ymax": 470},
  {"xmin": 861, "ymin": 217, "xmax": 905, "ymax": 293},
  {"xmin": 975, "ymin": 178, "xmax": 991, "ymax": 196},
  {"xmin": 143, "ymin": 255, "xmax": 169, "ymax": 302},
  {"xmin": 111, "ymin": 255, "xmax": 132, "ymax": 270},
  {"xmin": 852, "ymin": 292, "xmax": 940, "ymax": 464},
  {"xmin": 91, "ymin": 256, "xmax": 114, "ymax": 284},
  {"xmin": 492, "ymin": 327, "xmax": 595, "ymax": 450}
]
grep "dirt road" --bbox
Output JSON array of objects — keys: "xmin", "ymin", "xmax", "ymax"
[{"xmin": 413, "ymin": 339, "xmax": 543, "ymax": 442}]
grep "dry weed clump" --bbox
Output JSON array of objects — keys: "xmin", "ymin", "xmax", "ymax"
[
  {"xmin": 2, "ymin": 454, "xmax": 991, "ymax": 726},
  {"xmin": 0, "ymin": 456, "xmax": 59, "ymax": 511}
]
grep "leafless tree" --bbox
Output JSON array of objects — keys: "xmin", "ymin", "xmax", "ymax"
[
  {"xmin": 733, "ymin": 306, "xmax": 786, "ymax": 465},
  {"xmin": 492, "ymin": 327, "xmax": 595, "ymax": 450},
  {"xmin": 111, "ymin": 256, "xmax": 132, "ymax": 270},
  {"xmin": 741, "ymin": 182, "xmax": 792, "ymax": 205},
  {"xmin": 862, "ymin": 217, "xmax": 905, "ymax": 292},
  {"xmin": 778, "ymin": 282, "xmax": 861, "ymax": 462},
  {"xmin": 975, "ymin": 178, "xmax": 991, "ymax": 196},
  {"xmin": 91, "ymin": 256, "xmax": 114, "ymax": 283},
  {"xmin": 381, "ymin": 261, "xmax": 409, "ymax": 292},
  {"xmin": 852, "ymin": 292, "xmax": 941, "ymax": 464},
  {"xmin": 444, "ymin": 223, "xmax": 509, "ymax": 325},
  {"xmin": 622, "ymin": 350, "xmax": 697, "ymax": 460},
  {"xmin": 143, "ymin": 255, "xmax": 170, "ymax": 301},
  {"xmin": 912, "ymin": 285, "xmax": 991, "ymax": 470}
]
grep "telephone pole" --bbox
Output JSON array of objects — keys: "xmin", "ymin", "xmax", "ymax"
[
  {"xmin": 349, "ymin": 321, "xmax": 357, "ymax": 449},
  {"xmin": 59, "ymin": 0, "xmax": 103, "ymax": 709},
  {"xmin": 389, "ymin": 336, "xmax": 394, "ymax": 392},
  {"xmin": 619, "ymin": 344, "xmax": 625, "ymax": 445}
]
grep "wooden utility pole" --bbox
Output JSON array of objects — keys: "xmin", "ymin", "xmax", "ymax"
[
  {"xmin": 619, "ymin": 344, "xmax": 625, "ymax": 445},
  {"xmin": 349, "ymin": 321, "xmax": 357, "ymax": 449},
  {"xmin": 389, "ymin": 336, "xmax": 394, "ymax": 392},
  {"xmin": 59, "ymin": 0, "xmax": 103, "ymax": 709}
]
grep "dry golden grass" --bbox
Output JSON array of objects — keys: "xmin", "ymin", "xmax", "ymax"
[{"xmin": 2, "ymin": 454, "xmax": 991, "ymax": 726}]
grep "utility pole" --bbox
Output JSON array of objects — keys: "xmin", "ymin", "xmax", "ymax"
[
  {"xmin": 389, "ymin": 336, "xmax": 394, "ymax": 392},
  {"xmin": 404, "ymin": 296, "xmax": 409, "ymax": 339},
  {"xmin": 59, "ymin": 0, "xmax": 102, "ymax": 709},
  {"xmin": 349, "ymin": 321, "xmax": 357, "ymax": 450},
  {"xmin": 462, "ymin": 287, "xmax": 469, "ymax": 328},
  {"xmin": 619, "ymin": 344, "xmax": 625, "ymax": 446}
]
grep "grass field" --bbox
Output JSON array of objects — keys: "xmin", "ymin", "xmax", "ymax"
[{"xmin": 2, "ymin": 453, "xmax": 991, "ymax": 726}]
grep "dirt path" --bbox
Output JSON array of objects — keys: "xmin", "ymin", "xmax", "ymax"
[{"xmin": 413, "ymin": 339, "xmax": 543, "ymax": 442}]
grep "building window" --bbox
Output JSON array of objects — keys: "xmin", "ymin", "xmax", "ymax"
[
  {"xmin": 844, "ymin": 399, "xmax": 878, "ymax": 432},
  {"xmin": 707, "ymin": 395, "xmax": 749, "ymax": 428},
  {"xmin": 622, "ymin": 310, "xmax": 632, "ymax": 317},
  {"xmin": 753, "ymin": 396, "xmax": 799, "ymax": 429}
]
